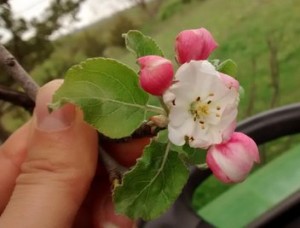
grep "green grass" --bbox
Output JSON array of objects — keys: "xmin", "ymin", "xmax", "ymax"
[{"xmin": 26, "ymin": 0, "xmax": 300, "ymax": 216}]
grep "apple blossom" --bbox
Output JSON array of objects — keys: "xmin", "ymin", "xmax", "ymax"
[
  {"xmin": 163, "ymin": 60, "xmax": 239, "ymax": 149},
  {"xmin": 175, "ymin": 28, "xmax": 218, "ymax": 64},
  {"xmin": 206, "ymin": 132, "xmax": 260, "ymax": 183},
  {"xmin": 138, "ymin": 55, "xmax": 174, "ymax": 96}
]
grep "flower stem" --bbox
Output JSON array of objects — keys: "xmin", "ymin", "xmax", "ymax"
[{"xmin": 158, "ymin": 96, "xmax": 169, "ymax": 115}]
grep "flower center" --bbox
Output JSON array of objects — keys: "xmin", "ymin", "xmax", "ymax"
[
  {"xmin": 190, "ymin": 98, "xmax": 210, "ymax": 120},
  {"xmin": 189, "ymin": 95, "xmax": 221, "ymax": 129},
  {"xmin": 196, "ymin": 103, "xmax": 209, "ymax": 116}
]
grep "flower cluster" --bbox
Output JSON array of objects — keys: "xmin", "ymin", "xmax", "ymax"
[{"xmin": 137, "ymin": 27, "xmax": 260, "ymax": 183}]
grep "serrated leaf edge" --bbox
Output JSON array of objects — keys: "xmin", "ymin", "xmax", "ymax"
[{"xmin": 123, "ymin": 30, "xmax": 164, "ymax": 58}]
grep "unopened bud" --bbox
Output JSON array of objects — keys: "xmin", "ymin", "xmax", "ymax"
[
  {"xmin": 138, "ymin": 55, "xmax": 174, "ymax": 96},
  {"xmin": 175, "ymin": 28, "xmax": 218, "ymax": 64},
  {"xmin": 206, "ymin": 132, "xmax": 260, "ymax": 183}
]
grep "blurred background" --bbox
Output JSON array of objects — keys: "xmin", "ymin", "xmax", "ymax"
[{"xmin": 1, "ymin": 0, "xmax": 300, "ymax": 224}]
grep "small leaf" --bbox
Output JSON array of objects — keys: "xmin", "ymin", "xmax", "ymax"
[
  {"xmin": 50, "ymin": 58, "xmax": 149, "ymax": 138},
  {"xmin": 123, "ymin": 30, "xmax": 164, "ymax": 58},
  {"xmin": 217, "ymin": 59, "xmax": 238, "ymax": 77},
  {"xmin": 114, "ymin": 140, "xmax": 189, "ymax": 220},
  {"xmin": 210, "ymin": 59, "xmax": 221, "ymax": 68}
]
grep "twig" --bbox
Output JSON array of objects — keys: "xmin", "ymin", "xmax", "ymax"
[
  {"xmin": 0, "ymin": 85, "xmax": 35, "ymax": 111},
  {"xmin": 99, "ymin": 145, "xmax": 128, "ymax": 188},
  {"xmin": 0, "ymin": 43, "xmax": 39, "ymax": 101}
]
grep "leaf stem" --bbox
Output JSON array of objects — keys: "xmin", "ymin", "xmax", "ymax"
[
  {"xmin": 146, "ymin": 104, "xmax": 166, "ymax": 115},
  {"xmin": 160, "ymin": 141, "xmax": 171, "ymax": 170}
]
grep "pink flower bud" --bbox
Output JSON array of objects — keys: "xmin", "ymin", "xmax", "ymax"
[
  {"xmin": 218, "ymin": 72, "xmax": 240, "ymax": 91},
  {"xmin": 206, "ymin": 132, "xmax": 260, "ymax": 183},
  {"xmin": 138, "ymin": 55, "xmax": 174, "ymax": 96},
  {"xmin": 175, "ymin": 28, "xmax": 218, "ymax": 64}
]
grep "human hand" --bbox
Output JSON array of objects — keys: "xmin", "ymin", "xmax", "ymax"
[{"xmin": 0, "ymin": 80, "xmax": 148, "ymax": 228}]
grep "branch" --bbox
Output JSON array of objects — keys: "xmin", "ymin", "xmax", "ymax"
[
  {"xmin": 0, "ymin": 43, "xmax": 39, "ymax": 101},
  {"xmin": 99, "ymin": 145, "xmax": 128, "ymax": 187},
  {"xmin": 0, "ymin": 85, "xmax": 34, "ymax": 111}
]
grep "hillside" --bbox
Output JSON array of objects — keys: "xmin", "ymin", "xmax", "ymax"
[{"xmin": 33, "ymin": 0, "xmax": 300, "ymax": 118}]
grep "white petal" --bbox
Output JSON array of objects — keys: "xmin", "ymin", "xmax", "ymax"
[
  {"xmin": 218, "ymin": 104, "xmax": 238, "ymax": 133},
  {"xmin": 163, "ymin": 90, "xmax": 176, "ymax": 106},
  {"xmin": 190, "ymin": 125, "xmax": 211, "ymax": 148},
  {"xmin": 168, "ymin": 118, "xmax": 194, "ymax": 146},
  {"xmin": 168, "ymin": 106, "xmax": 191, "ymax": 127}
]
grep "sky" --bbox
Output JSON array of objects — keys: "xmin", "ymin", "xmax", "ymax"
[{"xmin": 2, "ymin": 0, "xmax": 135, "ymax": 40}]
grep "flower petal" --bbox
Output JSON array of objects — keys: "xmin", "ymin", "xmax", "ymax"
[
  {"xmin": 168, "ymin": 118, "xmax": 194, "ymax": 146},
  {"xmin": 168, "ymin": 106, "xmax": 191, "ymax": 127}
]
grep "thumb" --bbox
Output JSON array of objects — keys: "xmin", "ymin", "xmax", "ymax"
[{"xmin": 0, "ymin": 80, "xmax": 98, "ymax": 228}]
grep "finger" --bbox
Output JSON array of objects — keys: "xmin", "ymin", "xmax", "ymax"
[
  {"xmin": 73, "ymin": 170, "xmax": 136, "ymax": 228},
  {"xmin": 102, "ymin": 137, "xmax": 151, "ymax": 167},
  {"xmin": 0, "ymin": 80, "xmax": 98, "ymax": 228},
  {"xmin": 90, "ymin": 176, "xmax": 135, "ymax": 228},
  {"xmin": 0, "ymin": 121, "xmax": 31, "ymax": 213}
]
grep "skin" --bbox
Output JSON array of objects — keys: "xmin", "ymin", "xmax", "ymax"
[{"xmin": 0, "ymin": 80, "xmax": 149, "ymax": 228}]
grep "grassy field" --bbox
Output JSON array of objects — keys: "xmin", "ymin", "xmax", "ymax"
[{"xmin": 29, "ymin": 0, "xmax": 300, "ymax": 212}]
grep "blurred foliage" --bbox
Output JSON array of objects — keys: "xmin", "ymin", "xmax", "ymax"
[
  {"xmin": 108, "ymin": 16, "xmax": 138, "ymax": 47},
  {"xmin": 0, "ymin": 0, "xmax": 86, "ymax": 77},
  {"xmin": 159, "ymin": 1, "xmax": 183, "ymax": 21},
  {"xmin": 0, "ymin": 0, "xmax": 85, "ymax": 140}
]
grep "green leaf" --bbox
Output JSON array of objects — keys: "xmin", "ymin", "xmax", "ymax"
[
  {"xmin": 114, "ymin": 140, "xmax": 189, "ymax": 220},
  {"xmin": 217, "ymin": 59, "xmax": 238, "ymax": 77},
  {"xmin": 181, "ymin": 144, "xmax": 206, "ymax": 165},
  {"xmin": 123, "ymin": 30, "xmax": 164, "ymax": 58},
  {"xmin": 154, "ymin": 130, "xmax": 205, "ymax": 164},
  {"xmin": 50, "ymin": 58, "xmax": 149, "ymax": 139}
]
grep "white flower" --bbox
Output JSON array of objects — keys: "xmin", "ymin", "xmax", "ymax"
[{"xmin": 163, "ymin": 60, "xmax": 239, "ymax": 149}]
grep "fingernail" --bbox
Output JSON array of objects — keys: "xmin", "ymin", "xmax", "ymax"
[
  {"xmin": 35, "ymin": 103, "xmax": 76, "ymax": 132},
  {"xmin": 34, "ymin": 81, "xmax": 76, "ymax": 132}
]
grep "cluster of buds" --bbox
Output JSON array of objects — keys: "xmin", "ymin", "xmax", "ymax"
[{"xmin": 137, "ymin": 27, "xmax": 260, "ymax": 183}]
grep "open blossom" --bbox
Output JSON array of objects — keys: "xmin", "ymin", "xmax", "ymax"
[
  {"xmin": 138, "ymin": 55, "xmax": 174, "ymax": 96},
  {"xmin": 163, "ymin": 60, "xmax": 239, "ymax": 149},
  {"xmin": 175, "ymin": 28, "xmax": 218, "ymax": 64},
  {"xmin": 206, "ymin": 132, "xmax": 260, "ymax": 183}
]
